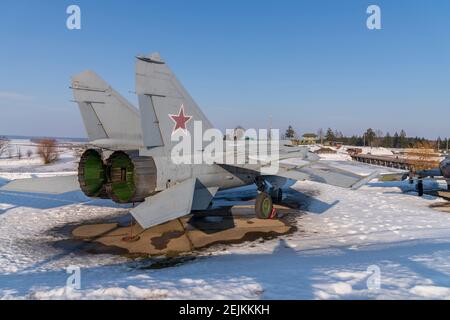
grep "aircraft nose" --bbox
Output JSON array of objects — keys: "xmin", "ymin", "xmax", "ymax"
[{"xmin": 440, "ymin": 159, "xmax": 450, "ymax": 178}]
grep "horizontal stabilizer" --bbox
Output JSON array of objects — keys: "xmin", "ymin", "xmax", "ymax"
[
  {"xmin": 0, "ymin": 175, "xmax": 79, "ymax": 194},
  {"xmin": 131, "ymin": 178, "xmax": 196, "ymax": 229},
  {"xmin": 350, "ymin": 171, "xmax": 380, "ymax": 190},
  {"xmin": 72, "ymin": 70, "xmax": 143, "ymax": 147}
]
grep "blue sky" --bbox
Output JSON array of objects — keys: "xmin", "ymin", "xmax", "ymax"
[{"xmin": 0, "ymin": 0, "xmax": 449, "ymax": 138}]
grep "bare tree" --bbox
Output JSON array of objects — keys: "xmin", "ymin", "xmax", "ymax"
[
  {"xmin": 317, "ymin": 128, "xmax": 324, "ymax": 145},
  {"xmin": 0, "ymin": 137, "xmax": 9, "ymax": 158},
  {"xmin": 16, "ymin": 147, "xmax": 22, "ymax": 160},
  {"xmin": 37, "ymin": 139, "xmax": 59, "ymax": 164},
  {"xmin": 374, "ymin": 129, "xmax": 384, "ymax": 147}
]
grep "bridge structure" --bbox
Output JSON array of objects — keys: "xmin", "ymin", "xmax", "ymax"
[{"xmin": 350, "ymin": 153, "xmax": 439, "ymax": 172}]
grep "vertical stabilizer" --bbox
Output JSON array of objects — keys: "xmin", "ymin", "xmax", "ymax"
[{"xmin": 135, "ymin": 53, "xmax": 213, "ymax": 152}]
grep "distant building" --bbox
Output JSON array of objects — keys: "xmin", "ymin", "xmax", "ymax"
[
  {"xmin": 332, "ymin": 142, "xmax": 343, "ymax": 149},
  {"xmin": 301, "ymin": 133, "xmax": 318, "ymax": 145},
  {"xmin": 347, "ymin": 148, "xmax": 363, "ymax": 155},
  {"xmin": 227, "ymin": 126, "xmax": 246, "ymax": 140}
]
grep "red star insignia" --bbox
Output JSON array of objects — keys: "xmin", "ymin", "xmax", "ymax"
[{"xmin": 169, "ymin": 104, "xmax": 192, "ymax": 134}]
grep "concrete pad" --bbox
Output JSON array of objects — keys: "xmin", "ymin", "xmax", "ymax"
[
  {"xmin": 430, "ymin": 202, "xmax": 450, "ymax": 213},
  {"xmin": 437, "ymin": 191, "xmax": 450, "ymax": 200},
  {"xmin": 72, "ymin": 223, "xmax": 119, "ymax": 238},
  {"xmin": 70, "ymin": 205, "xmax": 296, "ymax": 257},
  {"xmin": 185, "ymin": 217, "xmax": 290, "ymax": 249},
  {"xmin": 425, "ymin": 190, "xmax": 450, "ymax": 202}
]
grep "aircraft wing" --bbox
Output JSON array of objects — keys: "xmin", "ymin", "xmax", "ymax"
[
  {"xmin": 131, "ymin": 178, "xmax": 196, "ymax": 229},
  {"xmin": 243, "ymin": 144, "xmax": 320, "ymax": 163},
  {"xmin": 218, "ymin": 142, "xmax": 379, "ymax": 189},
  {"xmin": 229, "ymin": 144, "xmax": 379, "ymax": 189},
  {"xmin": 0, "ymin": 175, "xmax": 80, "ymax": 194},
  {"xmin": 274, "ymin": 162, "xmax": 380, "ymax": 189}
]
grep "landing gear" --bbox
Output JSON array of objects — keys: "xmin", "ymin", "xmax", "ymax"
[
  {"xmin": 255, "ymin": 192, "xmax": 274, "ymax": 219},
  {"xmin": 254, "ymin": 177, "xmax": 280, "ymax": 219},
  {"xmin": 417, "ymin": 179, "xmax": 424, "ymax": 197},
  {"xmin": 271, "ymin": 188, "xmax": 283, "ymax": 204},
  {"xmin": 255, "ymin": 176, "xmax": 267, "ymax": 192}
]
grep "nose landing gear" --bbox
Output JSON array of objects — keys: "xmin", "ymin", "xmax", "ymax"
[{"xmin": 271, "ymin": 188, "xmax": 283, "ymax": 204}]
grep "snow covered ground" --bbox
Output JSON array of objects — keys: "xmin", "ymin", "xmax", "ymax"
[
  {"xmin": 1, "ymin": 141, "xmax": 450, "ymax": 300},
  {"xmin": 0, "ymin": 139, "xmax": 79, "ymax": 176}
]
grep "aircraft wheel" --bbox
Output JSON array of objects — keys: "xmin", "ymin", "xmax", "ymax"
[
  {"xmin": 417, "ymin": 180, "xmax": 424, "ymax": 197},
  {"xmin": 255, "ymin": 192, "xmax": 274, "ymax": 219},
  {"xmin": 272, "ymin": 189, "xmax": 283, "ymax": 204}
]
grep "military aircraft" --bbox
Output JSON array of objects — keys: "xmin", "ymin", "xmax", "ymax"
[
  {"xmin": 0, "ymin": 53, "xmax": 379, "ymax": 229},
  {"xmin": 408, "ymin": 157, "xmax": 450, "ymax": 196}
]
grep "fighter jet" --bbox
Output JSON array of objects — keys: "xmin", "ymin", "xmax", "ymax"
[
  {"xmin": 0, "ymin": 53, "xmax": 379, "ymax": 229},
  {"xmin": 408, "ymin": 157, "xmax": 450, "ymax": 196}
]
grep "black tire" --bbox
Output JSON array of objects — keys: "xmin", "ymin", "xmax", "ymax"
[
  {"xmin": 255, "ymin": 192, "xmax": 273, "ymax": 219},
  {"xmin": 417, "ymin": 180, "xmax": 424, "ymax": 197}
]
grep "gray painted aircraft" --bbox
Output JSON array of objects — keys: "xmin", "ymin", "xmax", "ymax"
[
  {"xmin": 408, "ymin": 157, "xmax": 450, "ymax": 196},
  {"xmin": 0, "ymin": 53, "xmax": 379, "ymax": 229}
]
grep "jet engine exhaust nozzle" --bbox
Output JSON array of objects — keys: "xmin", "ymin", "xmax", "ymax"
[
  {"xmin": 78, "ymin": 149, "xmax": 108, "ymax": 198},
  {"xmin": 105, "ymin": 151, "xmax": 157, "ymax": 204}
]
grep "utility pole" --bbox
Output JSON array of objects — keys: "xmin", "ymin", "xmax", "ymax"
[{"xmin": 268, "ymin": 115, "xmax": 272, "ymax": 141}]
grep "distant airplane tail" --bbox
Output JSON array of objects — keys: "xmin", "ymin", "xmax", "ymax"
[
  {"xmin": 72, "ymin": 71, "xmax": 143, "ymax": 148},
  {"xmin": 135, "ymin": 53, "xmax": 213, "ymax": 152}
]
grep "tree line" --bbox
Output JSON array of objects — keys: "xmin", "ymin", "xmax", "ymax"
[{"xmin": 285, "ymin": 126, "xmax": 449, "ymax": 150}]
